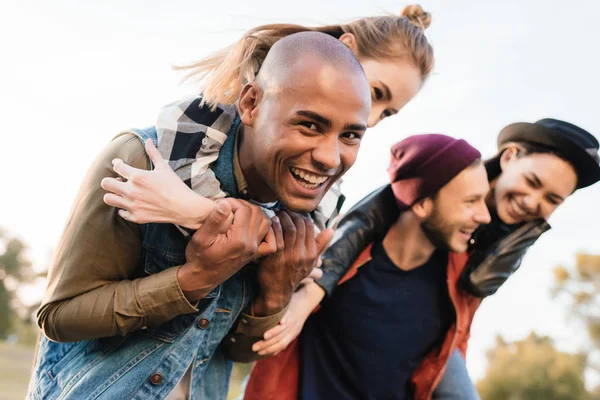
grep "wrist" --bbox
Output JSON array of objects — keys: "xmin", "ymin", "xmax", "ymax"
[
  {"xmin": 252, "ymin": 291, "xmax": 290, "ymax": 317},
  {"xmin": 176, "ymin": 264, "xmax": 217, "ymax": 302},
  {"xmin": 301, "ymin": 281, "xmax": 326, "ymax": 308},
  {"xmin": 175, "ymin": 194, "xmax": 215, "ymax": 230}
]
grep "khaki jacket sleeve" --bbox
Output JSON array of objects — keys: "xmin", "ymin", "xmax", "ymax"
[
  {"xmin": 221, "ymin": 303, "xmax": 288, "ymax": 363},
  {"xmin": 37, "ymin": 134, "xmax": 198, "ymax": 343}
]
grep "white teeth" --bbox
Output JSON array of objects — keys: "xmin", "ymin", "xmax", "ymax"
[
  {"xmin": 290, "ymin": 167, "xmax": 328, "ymax": 185},
  {"xmin": 511, "ymin": 198, "xmax": 526, "ymax": 216}
]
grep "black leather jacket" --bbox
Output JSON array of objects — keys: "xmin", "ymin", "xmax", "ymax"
[{"xmin": 316, "ymin": 185, "xmax": 551, "ymax": 298}]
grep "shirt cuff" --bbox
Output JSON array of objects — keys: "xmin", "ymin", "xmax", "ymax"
[
  {"xmin": 136, "ymin": 266, "xmax": 199, "ymax": 325},
  {"xmin": 232, "ymin": 303, "xmax": 289, "ymax": 337}
]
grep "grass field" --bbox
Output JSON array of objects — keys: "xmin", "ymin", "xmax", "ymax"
[
  {"xmin": 0, "ymin": 341, "xmax": 249, "ymax": 400},
  {"xmin": 0, "ymin": 341, "xmax": 35, "ymax": 400}
]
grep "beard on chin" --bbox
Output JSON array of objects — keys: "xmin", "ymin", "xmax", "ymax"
[{"xmin": 420, "ymin": 210, "xmax": 451, "ymax": 251}]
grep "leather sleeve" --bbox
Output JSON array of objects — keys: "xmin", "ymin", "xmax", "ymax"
[
  {"xmin": 459, "ymin": 219, "xmax": 550, "ymax": 298},
  {"xmin": 316, "ymin": 185, "xmax": 399, "ymax": 296}
]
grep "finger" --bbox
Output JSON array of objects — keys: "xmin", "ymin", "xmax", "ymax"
[
  {"xmin": 305, "ymin": 219, "xmax": 316, "ymax": 257},
  {"xmin": 258, "ymin": 338, "xmax": 292, "ymax": 356},
  {"xmin": 111, "ymin": 158, "xmax": 140, "ymax": 181},
  {"xmin": 230, "ymin": 200, "xmax": 252, "ymax": 227},
  {"xmin": 298, "ymin": 277, "xmax": 315, "ymax": 287},
  {"xmin": 252, "ymin": 325, "xmax": 287, "ymax": 352},
  {"xmin": 252, "ymin": 322, "xmax": 288, "ymax": 351},
  {"xmin": 308, "ymin": 267, "xmax": 323, "ymax": 280},
  {"xmin": 213, "ymin": 200, "xmax": 234, "ymax": 233},
  {"xmin": 257, "ymin": 212, "xmax": 272, "ymax": 241},
  {"xmin": 101, "ymin": 177, "xmax": 129, "ymax": 196},
  {"xmin": 264, "ymin": 323, "xmax": 287, "ymax": 341},
  {"xmin": 289, "ymin": 212, "xmax": 306, "ymax": 245},
  {"xmin": 277, "ymin": 211, "xmax": 296, "ymax": 245},
  {"xmin": 257, "ymin": 227, "xmax": 277, "ymax": 258},
  {"xmin": 316, "ymin": 257, "xmax": 323, "ymax": 268},
  {"xmin": 316, "ymin": 228, "xmax": 334, "ymax": 256},
  {"xmin": 254, "ymin": 332, "xmax": 289, "ymax": 353},
  {"xmin": 117, "ymin": 208, "xmax": 138, "ymax": 223},
  {"xmin": 271, "ymin": 216, "xmax": 284, "ymax": 250},
  {"xmin": 144, "ymin": 139, "xmax": 167, "ymax": 168},
  {"xmin": 103, "ymin": 193, "xmax": 129, "ymax": 210},
  {"xmin": 196, "ymin": 201, "xmax": 232, "ymax": 244}
]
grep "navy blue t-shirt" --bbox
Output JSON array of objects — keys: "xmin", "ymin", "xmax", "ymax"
[{"xmin": 299, "ymin": 241, "xmax": 453, "ymax": 400}]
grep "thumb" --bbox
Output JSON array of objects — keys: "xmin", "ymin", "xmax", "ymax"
[
  {"xmin": 315, "ymin": 228, "xmax": 334, "ymax": 256},
  {"xmin": 145, "ymin": 138, "xmax": 167, "ymax": 168},
  {"xmin": 198, "ymin": 201, "xmax": 232, "ymax": 240}
]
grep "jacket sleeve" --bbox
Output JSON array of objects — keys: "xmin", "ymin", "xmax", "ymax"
[
  {"xmin": 221, "ymin": 303, "xmax": 289, "ymax": 362},
  {"xmin": 316, "ymin": 185, "xmax": 399, "ymax": 296},
  {"xmin": 37, "ymin": 134, "xmax": 198, "ymax": 342},
  {"xmin": 459, "ymin": 219, "xmax": 550, "ymax": 298}
]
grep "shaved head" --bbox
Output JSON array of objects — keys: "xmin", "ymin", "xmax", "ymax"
[
  {"xmin": 236, "ymin": 31, "xmax": 371, "ymax": 213},
  {"xmin": 255, "ymin": 31, "xmax": 367, "ymax": 96}
]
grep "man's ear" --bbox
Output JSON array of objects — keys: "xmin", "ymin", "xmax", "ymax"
[
  {"xmin": 339, "ymin": 33, "xmax": 359, "ymax": 55},
  {"xmin": 499, "ymin": 143, "xmax": 526, "ymax": 171},
  {"xmin": 238, "ymin": 82, "xmax": 262, "ymax": 127},
  {"xmin": 412, "ymin": 197, "xmax": 433, "ymax": 219}
]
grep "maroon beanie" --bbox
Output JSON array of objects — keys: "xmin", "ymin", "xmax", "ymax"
[{"xmin": 387, "ymin": 134, "xmax": 481, "ymax": 209}]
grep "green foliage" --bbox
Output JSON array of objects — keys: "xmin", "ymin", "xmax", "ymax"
[
  {"xmin": 0, "ymin": 229, "xmax": 34, "ymax": 340},
  {"xmin": 553, "ymin": 253, "xmax": 600, "ymax": 375},
  {"xmin": 476, "ymin": 333, "xmax": 590, "ymax": 400}
]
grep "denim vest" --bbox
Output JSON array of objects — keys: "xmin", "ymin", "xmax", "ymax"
[{"xmin": 29, "ymin": 122, "xmax": 259, "ymax": 400}]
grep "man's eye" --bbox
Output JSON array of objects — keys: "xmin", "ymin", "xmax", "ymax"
[
  {"xmin": 343, "ymin": 132, "xmax": 361, "ymax": 141},
  {"xmin": 299, "ymin": 122, "xmax": 319, "ymax": 131}
]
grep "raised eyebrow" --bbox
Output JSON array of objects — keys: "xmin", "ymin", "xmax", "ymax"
[{"xmin": 295, "ymin": 110, "xmax": 331, "ymax": 128}]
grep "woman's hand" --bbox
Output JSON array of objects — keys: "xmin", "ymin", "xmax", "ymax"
[
  {"xmin": 252, "ymin": 281, "xmax": 326, "ymax": 356},
  {"xmin": 101, "ymin": 139, "xmax": 225, "ymax": 229}
]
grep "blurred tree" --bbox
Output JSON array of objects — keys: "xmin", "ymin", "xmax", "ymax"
[
  {"xmin": 554, "ymin": 254, "xmax": 600, "ymax": 345},
  {"xmin": 476, "ymin": 332, "xmax": 590, "ymax": 400},
  {"xmin": 0, "ymin": 228, "xmax": 34, "ymax": 339},
  {"xmin": 553, "ymin": 252, "xmax": 600, "ymax": 394}
]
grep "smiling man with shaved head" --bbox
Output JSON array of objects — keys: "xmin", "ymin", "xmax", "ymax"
[
  {"xmin": 30, "ymin": 32, "xmax": 371, "ymax": 400},
  {"xmin": 239, "ymin": 31, "xmax": 370, "ymax": 212}
]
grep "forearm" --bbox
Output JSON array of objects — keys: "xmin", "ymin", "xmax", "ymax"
[
  {"xmin": 170, "ymin": 192, "xmax": 217, "ymax": 230},
  {"xmin": 38, "ymin": 266, "xmax": 198, "ymax": 342}
]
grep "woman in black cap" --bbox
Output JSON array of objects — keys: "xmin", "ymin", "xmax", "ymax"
[
  {"xmin": 249, "ymin": 117, "xmax": 600, "ymax": 399},
  {"xmin": 462, "ymin": 118, "xmax": 600, "ymax": 297}
]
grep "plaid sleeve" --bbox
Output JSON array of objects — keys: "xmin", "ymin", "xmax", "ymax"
[{"xmin": 311, "ymin": 179, "xmax": 346, "ymax": 231}]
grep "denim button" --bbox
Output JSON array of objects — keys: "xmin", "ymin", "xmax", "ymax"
[
  {"xmin": 197, "ymin": 318, "xmax": 210, "ymax": 329},
  {"xmin": 150, "ymin": 373, "xmax": 163, "ymax": 385}
]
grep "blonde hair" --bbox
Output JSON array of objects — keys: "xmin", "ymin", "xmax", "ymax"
[{"xmin": 178, "ymin": 4, "xmax": 434, "ymax": 109}]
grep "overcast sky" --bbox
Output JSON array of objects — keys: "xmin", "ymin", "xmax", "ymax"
[{"xmin": 1, "ymin": 0, "xmax": 599, "ymax": 386}]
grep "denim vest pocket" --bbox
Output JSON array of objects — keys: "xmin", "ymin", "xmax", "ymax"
[
  {"xmin": 47, "ymin": 341, "xmax": 92, "ymax": 382},
  {"xmin": 147, "ymin": 284, "xmax": 221, "ymax": 343},
  {"xmin": 143, "ymin": 246, "xmax": 187, "ymax": 276}
]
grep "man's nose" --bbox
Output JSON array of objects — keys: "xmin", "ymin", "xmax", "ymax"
[{"xmin": 312, "ymin": 136, "xmax": 341, "ymax": 171}]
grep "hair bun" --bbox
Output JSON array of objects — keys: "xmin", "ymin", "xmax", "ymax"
[{"xmin": 401, "ymin": 4, "xmax": 432, "ymax": 30}]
